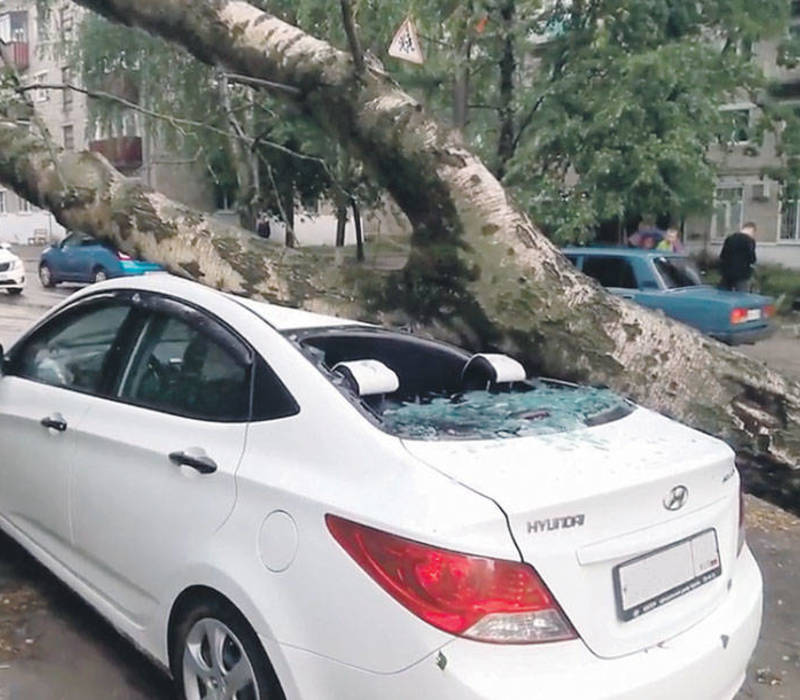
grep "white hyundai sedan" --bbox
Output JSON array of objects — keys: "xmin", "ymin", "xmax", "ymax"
[
  {"xmin": 0, "ymin": 274, "xmax": 762, "ymax": 700},
  {"xmin": 0, "ymin": 242, "xmax": 25, "ymax": 295}
]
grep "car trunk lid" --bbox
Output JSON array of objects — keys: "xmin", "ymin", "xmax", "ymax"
[{"xmin": 401, "ymin": 407, "xmax": 741, "ymax": 658}]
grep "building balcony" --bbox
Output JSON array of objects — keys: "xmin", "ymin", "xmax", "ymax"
[
  {"xmin": 89, "ymin": 136, "xmax": 143, "ymax": 172},
  {"xmin": 7, "ymin": 42, "xmax": 28, "ymax": 71}
]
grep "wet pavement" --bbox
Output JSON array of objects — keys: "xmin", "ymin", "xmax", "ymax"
[
  {"xmin": 0, "ymin": 247, "xmax": 798, "ymax": 699},
  {"xmin": 0, "ymin": 532, "xmax": 172, "ymax": 699}
]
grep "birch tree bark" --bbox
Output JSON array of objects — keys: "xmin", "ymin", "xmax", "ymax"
[{"xmin": 2, "ymin": 0, "xmax": 799, "ymax": 502}]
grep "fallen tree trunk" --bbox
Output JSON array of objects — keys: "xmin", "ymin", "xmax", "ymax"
[{"xmin": 1, "ymin": 1, "xmax": 798, "ymax": 497}]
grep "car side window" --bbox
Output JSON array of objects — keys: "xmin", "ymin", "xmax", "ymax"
[
  {"xmin": 582, "ymin": 257, "xmax": 638, "ymax": 289},
  {"xmin": 61, "ymin": 233, "xmax": 81, "ymax": 249},
  {"xmin": 252, "ymin": 355, "xmax": 300, "ymax": 422},
  {"xmin": 119, "ymin": 312, "xmax": 251, "ymax": 422},
  {"xmin": 10, "ymin": 301, "xmax": 131, "ymax": 393}
]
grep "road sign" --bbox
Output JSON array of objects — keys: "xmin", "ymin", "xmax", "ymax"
[{"xmin": 388, "ymin": 17, "xmax": 424, "ymax": 65}]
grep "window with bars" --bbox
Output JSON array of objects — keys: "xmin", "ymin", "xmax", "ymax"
[
  {"xmin": 780, "ymin": 199, "xmax": 800, "ymax": 241},
  {"xmin": 712, "ymin": 188, "xmax": 744, "ymax": 240}
]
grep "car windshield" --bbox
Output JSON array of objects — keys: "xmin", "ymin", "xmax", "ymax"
[
  {"xmin": 653, "ymin": 256, "xmax": 703, "ymax": 289},
  {"xmin": 288, "ymin": 327, "xmax": 633, "ymax": 440}
]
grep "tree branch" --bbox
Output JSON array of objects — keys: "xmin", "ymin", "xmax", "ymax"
[
  {"xmin": 339, "ymin": 0, "xmax": 365, "ymax": 75},
  {"xmin": 19, "ymin": 0, "xmax": 800, "ymax": 485}
]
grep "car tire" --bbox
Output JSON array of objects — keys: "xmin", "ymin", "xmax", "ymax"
[
  {"xmin": 39, "ymin": 263, "xmax": 55, "ymax": 288},
  {"xmin": 170, "ymin": 596, "xmax": 285, "ymax": 700},
  {"xmin": 6, "ymin": 288, "xmax": 22, "ymax": 296},
  {"xmin": 92, "ymin": 267, "xmax": 108, "ymax": 284}
]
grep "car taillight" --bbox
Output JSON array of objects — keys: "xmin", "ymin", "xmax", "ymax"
[
  {"xmin": 764, "ymin": 305, "xmax": 775, "ymax": 318},
  {"xmin": 738, "ymin": 484, "xmax": 746, "ymax": 557},
  {"xmin": 116, "ymin": 251, "xmax": 132, "ymax": 261},
  {"xmin": 730, "ymin": 308, "xmax": 748, "ymax": 325},
  {"xmin": 326, "ymin": 514, "xmax": 576, "ymax": 644}
]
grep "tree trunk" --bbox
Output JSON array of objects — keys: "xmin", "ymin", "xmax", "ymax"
[
  {"xmin": 453, "ymin": 41, "xmax": 471, "ymax": 132},
  {"xmin": 496, "ymin": 1, "xmax": 517, "ymax": 178},
  {"xmin": 218, "ymin": 71, "xmax": 259, "ymax": 231},
  {"xmin": 8, "ymin": 0, "xmax": 800, "ymax": 489},
  {"xmin": 335, "ymin": 202, "xmax": 347, "ymax": 247},
  {"xmin": 351, "ymin": 196, "xmax": 364, "ymax": 262}
]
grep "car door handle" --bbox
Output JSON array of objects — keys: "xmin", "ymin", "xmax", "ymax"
[
  {"xmin": 40, "ymin": 414, "xmax": 68, "ymax": 432},
  {"xmin": 168, "ymin": 450, "xmax": 218, "ymax": 475}
]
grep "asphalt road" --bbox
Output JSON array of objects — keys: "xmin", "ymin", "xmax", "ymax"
[{"xmin": 0, "ymin": 249, "xmax": 798, "ymax": 699}]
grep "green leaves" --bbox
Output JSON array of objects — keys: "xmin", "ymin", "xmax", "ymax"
[{"xmin": 500, "ymin": 0, "xmax": 787, "ymax": 242}]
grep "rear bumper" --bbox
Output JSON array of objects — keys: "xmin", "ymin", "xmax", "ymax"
[
  {"xmin": 118, "ymin": 261, "xmax": 163, "ymax": 276},
  {"xmin": 711, "ymin": 324, "xmax": 774, "ymax": 345},
  {"xmin": 270, "ymin": 546, "xmax": 762, "ymax": 700}
]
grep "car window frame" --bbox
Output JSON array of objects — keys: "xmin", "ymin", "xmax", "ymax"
[
  {"xmin": 113, "ymin": 299, "xmax": 255, "ymax": 423},
  {"xmin": 4, "ymin": 288, "xmax": 300, "ymax": 424},
  {"xmin": 581, "ymin": 255, "xmax": 638, "ymax": 290},
  {"xmin": 3, "ymin": 293, "xmax": 143, "ymax": 399}
]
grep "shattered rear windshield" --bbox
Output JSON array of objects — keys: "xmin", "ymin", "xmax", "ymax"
[
  {"xmin": 380, "ymin": 384, "xmax": 630, "ymax": 440},
  {"xmin": 287, "ymin": 327, "xmax": 633, "ymax": 441}
]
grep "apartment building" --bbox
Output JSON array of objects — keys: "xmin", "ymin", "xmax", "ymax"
[
  {"xmin": 686, "ymin": 6, "xmax": 800, "ymax": 267},
  {"xmin": 0, "ymin": 0, "xmax": 213, "ymax": 244}
]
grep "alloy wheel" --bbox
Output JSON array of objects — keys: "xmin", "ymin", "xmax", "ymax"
[{"xmin": 182, "ymin": 618, "xmax": 260, "ymax": 700}]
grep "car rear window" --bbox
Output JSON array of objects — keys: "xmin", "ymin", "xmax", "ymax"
[
  {"xmin": 380, "ymin": 383, "xmax": 631, "ymax": 440},
  {"xmin": 288, "ymin": 328, "xmax": 633, "ymax": 440},
  {"xmin": 653, "ymin": 257, "xmax": 703, "ymax": 289}
]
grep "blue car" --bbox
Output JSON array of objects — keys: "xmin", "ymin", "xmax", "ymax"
[
  {"xmin": 39, "ymin": 231, "xmax": 163, "ymax": 287},
  {"xmin": 563, "ymin": 246, "xmax": 775, "ymax": 344}
]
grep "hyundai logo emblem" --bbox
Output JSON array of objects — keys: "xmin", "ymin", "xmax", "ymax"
[{"xmin": 663, "ymin": 485, "xmax": 689, "ymax": 511}]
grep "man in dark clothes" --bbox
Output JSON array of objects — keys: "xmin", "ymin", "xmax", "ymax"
[{"xmin": 719, "ymin": 222, "xmax": 757, "ymax": 292}]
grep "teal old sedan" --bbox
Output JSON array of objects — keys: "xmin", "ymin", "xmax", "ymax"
[{"xmin": 563, "ymin": 247, "xmax": 775, "ymax": 345}]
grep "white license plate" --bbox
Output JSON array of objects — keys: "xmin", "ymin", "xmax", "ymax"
[
  {"xmin": 613, "ymin": 529, "xmax": 721, "ymax": 621},
  {"xmin": 746, "ymin": 309, "xmax": 761, "ymax": 321}
]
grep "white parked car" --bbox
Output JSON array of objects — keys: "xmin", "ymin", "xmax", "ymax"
[
  {"xmin": 0, "ymin": 274, "xmax": 762, "ymax": 700},
  {"xmin": 0, "ymin": 242, "xmax": 25, "ymax": 295}
]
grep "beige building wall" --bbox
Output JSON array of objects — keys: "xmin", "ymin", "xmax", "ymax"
[{"xmin": 688, "ymin": 12, "xmax": 800, "ymax": 269}]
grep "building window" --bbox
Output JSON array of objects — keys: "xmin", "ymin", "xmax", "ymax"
[
  {"xmin": 31, "ymin": 72, "xmax": 49, "ymax": 103},
  {"xmin": 123, "ymin": 111, "xmax": 140, "ymax": 137},
  {"xmin": 59, "ymin": 6, "xmax": 73, "ymax": 38},
  {"xmin": 18, "ymin": 196, "xmax": 30, "ymax": 213},
  {"xmin": 62, "ymin": 67, "xmax": 72, "ymax": 112},
  {"xmin": 729, "ymin": 109, "xmax": 751, "ymax": 144},
  {"xmin": 36, "ymin": 8, "xmax": 49, "ymax": 42},
  {"xmin": 712, "ymin": 187, "xmax": 744, "ymax": 240},
  {"xmin": 63, "ymin": 124, "xmax": 74, "ymax": 151},
  {"xmin": 0, "ymin": 191, "xmax": 7, "ymax": 214},
  {"xmin": 780, "ymin": 196, "xmax": 800, "ymax": 241}
]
